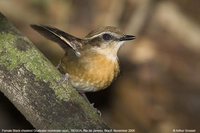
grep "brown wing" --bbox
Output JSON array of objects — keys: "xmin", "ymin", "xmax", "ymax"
[{"xmin": 31, "ymin": 24, "xmax": 83, "ymax": 56}]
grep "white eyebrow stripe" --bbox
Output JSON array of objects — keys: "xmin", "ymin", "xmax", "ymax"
[{"xmin": 85, "ymin": 32, "xmax": 116, "ymax": 40}]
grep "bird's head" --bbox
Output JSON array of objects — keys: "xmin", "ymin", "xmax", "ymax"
[{"xmin": 84, "ymin": 26, "xmax": 135, "ymax": 60}]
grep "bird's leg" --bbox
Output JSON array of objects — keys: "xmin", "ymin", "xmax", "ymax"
[
  {"xmin": 58, "ymin": 73, "xmax": 70, "ymax": 85},
  {"xmin": 56, "ymin": 60, "xmax": 62, "ymax": 69},
  {"xmin": 56, "ymin": 55, "xmax": 65, "ymax": 69},
  {"xmin": 78, "ymin": 91, "xmax": 90, "ymax": 103},
  {"xmin": 78, "ymin": 91, "xmax": 101, "ymax": 116},
  {"xmin": 57, "ymin": 55, "xmax": 70, "ymax": 84}
]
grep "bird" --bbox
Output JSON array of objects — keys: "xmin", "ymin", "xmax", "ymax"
[{"xmin": 31, "ymin": 25, "xmax": 135, "ymax": 93}]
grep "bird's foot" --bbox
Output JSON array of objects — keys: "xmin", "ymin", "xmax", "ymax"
[
  {"xmin": 56, "ymin": 61, "xmax": 61, "ymax": 69},
  {"xmin": 79, "ymin": 91, "xmax": 90, "ymax": 103},
  {"xmin": 78, "ymin": 92, "xmax": 101, "ymax": 116},
  {"xmin": 90, "ymin": 103, "xmax": 101, "ymax": 116},
  {"xmin": 58, "ymin": 73, "xmax": 70, "ymax": 85}
]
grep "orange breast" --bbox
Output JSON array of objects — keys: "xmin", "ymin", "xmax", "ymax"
[{"xmin": 61, "ymin": 52, "xmax": 119, "ymax": 92}]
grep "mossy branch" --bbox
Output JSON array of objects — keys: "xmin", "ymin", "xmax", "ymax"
[{"xmin": 0, "ymin": 13, "xmax": 108, "ymax": 129}]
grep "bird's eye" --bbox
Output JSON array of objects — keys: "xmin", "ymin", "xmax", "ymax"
[{"xmin": 102, "ymin": 33, "xmax": 112, "ymax": 41}]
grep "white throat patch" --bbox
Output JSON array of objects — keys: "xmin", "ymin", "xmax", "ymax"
[{"xmin": 91, "ymin": 41, "xmax": 125, "ymax": 62}]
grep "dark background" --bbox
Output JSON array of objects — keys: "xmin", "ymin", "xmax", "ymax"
[{"xmin": 0, "ymin": 0, "xmax": 200, "ymax": 133}]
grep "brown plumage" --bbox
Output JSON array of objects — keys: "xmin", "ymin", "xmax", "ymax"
[{"xmin": 31, "ymin": 25, "xmax": 135, "ymax": 92}]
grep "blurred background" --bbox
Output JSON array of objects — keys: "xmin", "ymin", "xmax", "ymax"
[{"xmin": 0, "ymin": 0, "xmax": 200, "ymax": 133}]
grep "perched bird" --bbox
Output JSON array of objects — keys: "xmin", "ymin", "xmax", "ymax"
[{"xmin": 31, "ymin": 25, "xmax": 135, "ymax": 92}]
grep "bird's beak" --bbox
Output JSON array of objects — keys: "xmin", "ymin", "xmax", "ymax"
[{"xmin": 119, "ymin": 35, "xmax": 136, "ymax": 41}]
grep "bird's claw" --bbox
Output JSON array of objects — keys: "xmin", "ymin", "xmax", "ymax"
[{"xmin": 58, "ymin": 73, "xmax": 70, "ymax": 85}]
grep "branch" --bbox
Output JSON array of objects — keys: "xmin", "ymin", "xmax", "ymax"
[{"xmin": 0, "ymin": 12, "xmax": 108, "ymax": 130}]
